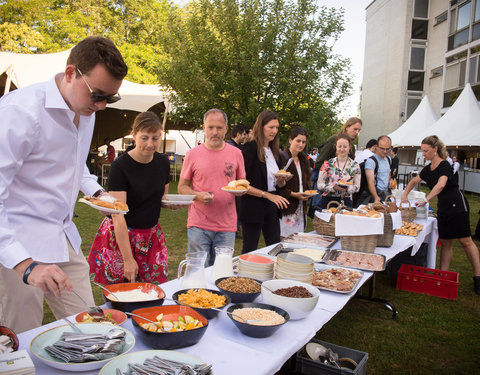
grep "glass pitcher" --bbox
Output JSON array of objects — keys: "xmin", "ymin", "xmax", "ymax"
[
  {"xmin": 210, "ymin": 246, "xmax": 234, "ymax": 283},
  {"xmin": 178, "ymin": 251, "xmax": 207, "ymax": 289}
]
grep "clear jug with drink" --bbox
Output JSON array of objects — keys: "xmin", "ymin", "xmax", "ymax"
[
  {"xmin": 178, "ymin": 251, "xmax": 207, "ymax": 289},
  {"xmin": 210, "ymin": 246, "xmax": 234, "ymax": 283}
]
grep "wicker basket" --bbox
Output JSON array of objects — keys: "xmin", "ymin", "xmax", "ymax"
[
  {"xmin": 340, "ymin": 234, "xmax": 378, "ymax": 253},
  {"xmin": 313, "ymin": 201, "xmax": 342, "ymax": 237},
  {"xmin": 376, "ymin": 205, "xmax": 395, "ymax": 247},
  {"xmin": 384, "ymin": 194, "xmax": 398, "ymax": 213},
  {"xmin": 399, "ymin": 201, "xmax": 416, "ymax": 222}
]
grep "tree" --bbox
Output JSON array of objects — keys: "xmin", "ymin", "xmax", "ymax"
[
  {"xmin": 157, "ymin": 0, "xmax": 352, "ymax": 146},
  {"xmin": 0, "ymin": 0, "xmax": 171, "ymax": 83}
]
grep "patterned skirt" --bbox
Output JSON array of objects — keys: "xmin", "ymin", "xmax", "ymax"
[{"xmin": 87, "ymin": 217, "xmax": 168, "ymax": 285}]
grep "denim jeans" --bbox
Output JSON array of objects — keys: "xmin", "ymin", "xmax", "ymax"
[{"xmin": 187, "ymin": 227, "xmax": 236, "ymax": 266}]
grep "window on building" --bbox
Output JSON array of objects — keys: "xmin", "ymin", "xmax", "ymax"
[
  {"xmin": 435, "ymin": 11, "xmax": 448, "ymax": 25},
  {"xmin": 406, "ymin": 97, "xmax": 422, "ymax": 119},
  {"xmin": 412, "ymin": 19, "xmax": 429, "ymax": 39},
  {"xmin": 408, "ymin": 71, "xmax": 425, "ymax": 91},
  {"xmin": 457, "ymin": 1, "xmax": 472, "ymax": 30},
  {"xmin": 414, "ymin": 0, "xmax": 429, "ymax": 18},
  {"xmin": 430, "ymin": 66, "xmax": 444, "ymax": 78},
  {"xmin": 445, "ymin": 63, "xmax": 461, "ymax": 90},
  {"xmin": 410, "ymin": 47, "xmax": 426, "ymax": 69},
  {"xmin": 468, "ymin": 53, "xmax": 480, "ymax": 83},
  {"xmin": 476, "ymin": 0, "xmax": 480, "ymax": 20}
]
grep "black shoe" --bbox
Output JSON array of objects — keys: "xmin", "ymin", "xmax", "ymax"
[{"xmin": 474, "ymin": 276, "xmax": 480, "ymax": 295}]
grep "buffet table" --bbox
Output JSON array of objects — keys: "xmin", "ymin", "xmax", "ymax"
[{"xmin": 17, "ymin": 217, "xmax": 438, "ymax": 375}]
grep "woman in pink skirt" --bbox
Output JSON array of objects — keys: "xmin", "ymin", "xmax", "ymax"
[{"xmin": 88, "ymin": 111, "xmax": 178, "ymax": 285}]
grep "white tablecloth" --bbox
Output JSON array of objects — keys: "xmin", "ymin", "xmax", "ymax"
[{"xmin": 17, "ymin": 216, "xmax": 438, "ymax": 375}]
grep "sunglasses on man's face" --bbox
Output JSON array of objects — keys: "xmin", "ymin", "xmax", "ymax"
[{"xmin": 76, "ymin": 67, "xmax": 121, "ymax": 104}]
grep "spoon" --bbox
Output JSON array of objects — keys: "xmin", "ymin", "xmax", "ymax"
[
  {"xmin": 71, "ymin": 289, "xmax": 104, "ymax": 317},
  {"xmin": 165, "ymin": 297, "xmax": 261, "ymax": 324},
  {"xmin": 92, "ymin": 281, "xmax": 121, "ymax": 301},
  {"xmin": 123, "ymin": 312, "xmax": 166, "ymax": 332},
  {"xmin": 306, "ymin": 342, "xmax": 329, "ymax": 362}
]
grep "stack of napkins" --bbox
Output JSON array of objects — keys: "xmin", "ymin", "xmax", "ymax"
[{"xmin": 0, "ymin": 350, "xmax": 35, "ymax": 375}]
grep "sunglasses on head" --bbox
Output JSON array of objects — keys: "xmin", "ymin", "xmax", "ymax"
[{"xmin": 76, "ymin": 67, "xmax": 121, "ymax": 104}]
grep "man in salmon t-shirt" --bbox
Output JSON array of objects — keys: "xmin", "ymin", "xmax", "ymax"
[{"xmin": 178, "ymin": 109, "xmax": 247, "ymax": 266}]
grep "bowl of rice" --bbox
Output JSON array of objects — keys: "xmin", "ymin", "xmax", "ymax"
[
  {"xmin": 226, "ymin": 302, "xmax": 289, "ymax": 338},
  {"xmin": 172, "ymin": 288, "xmax": 231, "ymax": 319},
  {"xmin": 215, "ymin": 276, "xmax": 262, "ymax": 303},
  {"xmin": 260, "ymin": 279, "xmax": 320, "ymax": 320},
  {"xmin": 101, "ymin": 282, "xmax": 165, "ymax": 313}
]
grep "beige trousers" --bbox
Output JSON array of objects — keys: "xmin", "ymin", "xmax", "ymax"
[{"xmin": 0, "ymin": 239, "xmax": 94, "ymax": 333}]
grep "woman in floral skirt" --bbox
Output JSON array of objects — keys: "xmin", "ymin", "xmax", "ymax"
[{"xmin": 88, "ymin": 111, "xmax": 177, "ymax": 285}]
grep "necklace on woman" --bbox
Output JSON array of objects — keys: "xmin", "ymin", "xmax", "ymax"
[{"xmin": 336, "ymin": 158, "xmax": 347, "ymax": 176}]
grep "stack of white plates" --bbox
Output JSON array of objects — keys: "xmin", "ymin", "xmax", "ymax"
[
  {"xmin": 237, "ymin": 254, "xmax": 275, "ymax": 281},
  {"xmin": 275, "ymin": 253, "xmax": 314, "ymax": 284}
]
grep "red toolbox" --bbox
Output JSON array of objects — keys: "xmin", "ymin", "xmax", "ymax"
[{"xmin": 396, "ymin": 264, "xmax": 459, "ymax": 300}]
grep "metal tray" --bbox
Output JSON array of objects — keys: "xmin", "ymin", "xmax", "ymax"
[
  {"xmin": 322, "ymin": 249, "xmax": 386, "ymax": 272},
  {"xmin": 267, "ymin": 243, "xmax": 327, "ymax": 261},
  {"xmin": 312, "ymin": 264, "xmax": 363, "ymax": 294},
  {"xmin": 282, "ymin": 232, "xmax": 338, "ymax": 249}
]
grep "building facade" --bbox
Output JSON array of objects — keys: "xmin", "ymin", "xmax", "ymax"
[{"xmin": 360, "ymin": 0, "xmax": 480, "ymax": 146}]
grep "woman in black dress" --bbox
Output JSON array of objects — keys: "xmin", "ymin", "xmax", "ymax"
[
  {"xmin": 240, "ymin": 110, "xmax": 290, "ymax": 253},
  {"xmin": 402, "ymin": 135, "xmax": 480, "ymax": 294}
]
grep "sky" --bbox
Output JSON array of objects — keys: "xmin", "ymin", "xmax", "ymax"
[
  {"xmin": 317, "ymin": 0, "xmax": 372, "ymax": 119},
  {"xmin": 175, "ymin": 0, "xmax": 372, "ymax": 120}
]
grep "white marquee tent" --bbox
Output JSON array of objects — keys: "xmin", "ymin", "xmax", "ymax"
[
  {"xmin": 388, "ymin": 95, "xmax": 438, "ymax": 146},
  {"xmin": 390, "ymin": 84, "xmax": 480, "ymax": 147},
  {"xmin": 0, "ymin": 49, "xmax": 167, "ymax": 112},
  {"xmin": 415, "ymin": 83, "xmax": 480, "ymax": 147}
]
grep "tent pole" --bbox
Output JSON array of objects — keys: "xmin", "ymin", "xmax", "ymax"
[{"xmin": 161, "ymin": 100, "xmax": 169, "ymax": 154}]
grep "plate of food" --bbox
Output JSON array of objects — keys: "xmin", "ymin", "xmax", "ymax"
[
  {"xmin": 337, "ymin": 180, "xmax": 354, "ymax": 188},
  {"xmin": 79, "ymin": 196, "xmax": 128, "ymax": 214},
  {"xmin": 221, "ymin": 179, "xmax": 250, "ymax": 193},
  {"xmin": 312, "ymin": 264, "xmax": 363, "ymax": 294},
  {"xmin": 162, "ymin": 194, "xmax": 195, "ymax": 206},
  {"xmin": 323, "ymin": 250, "xmax": 386, "ymax": 271},
  {"xmin": 273, "ymin": 170, "xmax": 293, "ymax": 178},
  {"xmin": 303, "ymin": 190, "xmax": 318, "ymax": 197},
  {"xmin": 282, "ymin": 232, "xmax": 338, "ymax": 249}
]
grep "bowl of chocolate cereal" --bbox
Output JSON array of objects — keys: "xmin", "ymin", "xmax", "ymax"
[
  {"xmin": 215, "ymin": 276, "xmax": 262, "ymax": 303},
  {"xmin": 261, "ymin": 279, "xmax": 320, "ymax": 320}
]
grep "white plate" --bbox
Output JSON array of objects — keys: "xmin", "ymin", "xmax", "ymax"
[
  {"xmin": 99, "ymin": 349, "xmax": 213, "ymax": 374},
  {"xmin": 162, "ymin": 200, "xmax": 194, "ymax": 206},
  {"xmin": 78, "ymin": 198, "xmax": 128, "ymax": 214},
  {"xmin": 164, "ymin": 194, "xmax": 196, "ymax": 201},
  {"xmin": 273, "ymin": 172, "xmax": 293, "ymax": 178},
  {"xmin": 221, "ymin": 187, "xmax": 248, "ymax": 193},
  {"xmin": 30, "ymin": 323, "xmax": 135, "ymax": 372}
]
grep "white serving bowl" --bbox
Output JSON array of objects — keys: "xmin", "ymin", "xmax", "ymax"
[{"xmin": 261, "ymin": 279, "xmax": 320, "ymax": 320}]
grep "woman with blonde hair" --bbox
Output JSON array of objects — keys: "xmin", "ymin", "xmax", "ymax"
[
  {"xmin": 240, "ymin": 110, "xmax": 290, "ymax": 253},
  {"xmin": 316, "ymin": 133, "xmax": 361, "ymax": 209},
  {"xmin": 402, "ymin": 135, "xmax": 480, "ymax": 294},
  {"xmin": 88, "ymin": 111, "xmax": 177, "ymax": 285}
]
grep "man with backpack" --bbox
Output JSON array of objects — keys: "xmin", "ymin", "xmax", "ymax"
[{"xmin": 353, "ymin": 135, "xmax": 394, "ymax": 207}]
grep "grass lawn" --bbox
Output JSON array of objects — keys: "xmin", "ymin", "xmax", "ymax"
[{"xmin": 43, "ymin": 181, "xmax": 480, "ymax": 374}]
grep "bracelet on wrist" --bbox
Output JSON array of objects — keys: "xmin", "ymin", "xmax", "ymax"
[
  {"xmin": 93, "ymin": 189, "xmax": 105, "ymax": 197},
  {"xmin": 262, "ymin": 191, "xmax": 265, "ymax": 198},
  {"xmin": 23, "ymin": 262, "xmax": 39, "ymax": 285}
]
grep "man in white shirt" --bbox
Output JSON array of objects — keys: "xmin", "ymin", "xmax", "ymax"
[
  {"xmin": 0, "ymin": 36, "xmax": 128, "ymax": 333},
  {"xmin": 354, "ymin": 138, "xmax": 377, "ymax": 164}
]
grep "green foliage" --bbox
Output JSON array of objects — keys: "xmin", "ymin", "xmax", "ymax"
[
  {"xmin": 0, "ymin": 0, "xmax": 171, "ymax": 83},
  {"xmin": 157, "ymin": 0, "xmax": 352, "ymax": 147}
]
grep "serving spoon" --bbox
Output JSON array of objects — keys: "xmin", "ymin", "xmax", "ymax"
[
  {"xmin": 92, "ymin": 281, "xmax": 121, "ymax": 302},
  {"xmin": 70, "ymin": 289, "xmax": 104, "ymax": 317}
]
